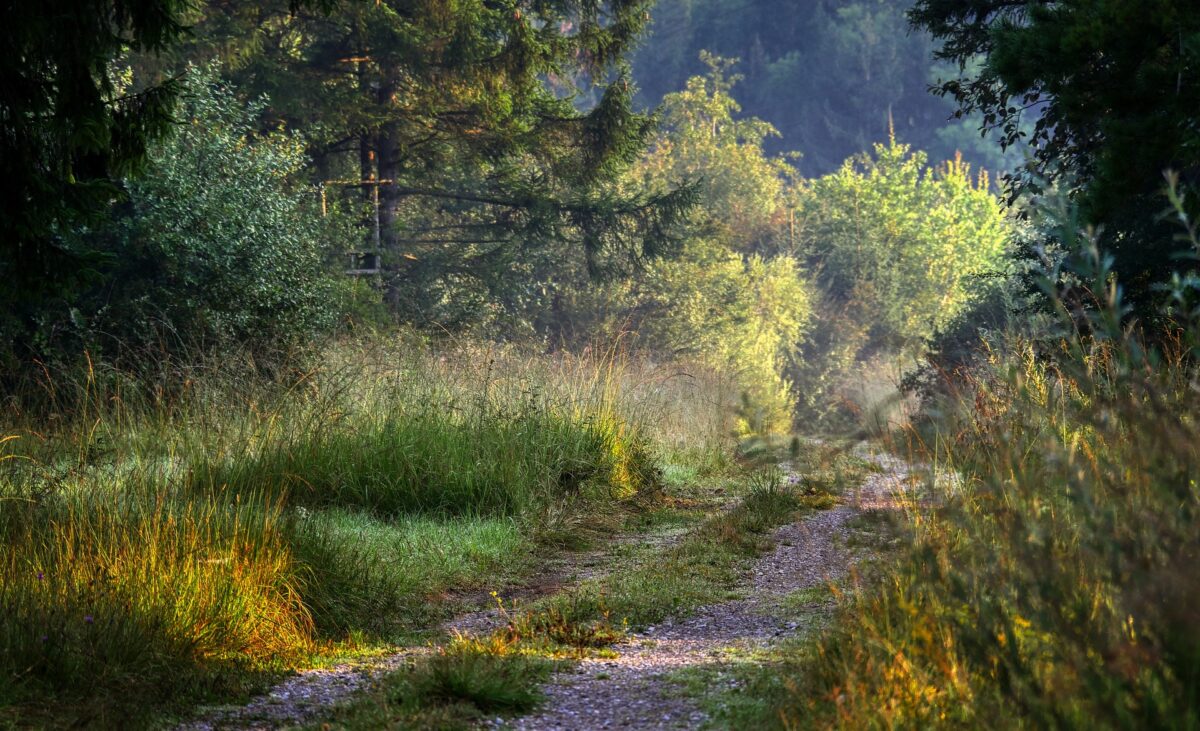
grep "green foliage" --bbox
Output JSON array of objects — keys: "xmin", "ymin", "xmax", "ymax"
[
  {"xmin": 638, "ymin": 248, "xmax": 811, "ymax": 434},
  {"xmin": 641, "ymin": 53, "xmax": 795, "ymax": 251},
  {"xmin": 910, "ymin": 0, "xmax": 1200, "ymax": 307},
  {"xmin": 147, "ymin": 0, "xmax": 695, "ymax": 331},
  {"xmin": 0, "ymin": 0, "xmax": 187, "ymax": 343},
  {"xmin": 800, "ymin": 140, "xmax": 1010, "ymax": 350},
  {"xmin": 792, "ymin": 138, "xmax": 1011, "ymax": 426},
  {"xmin": 571, "ymin": 59, "xmax": 812, "ymax": 434},
  {"xmin": 0, "ymin": 1, "xmax": 338, "ymax": 360},
  {"xmin": 86, "ymin": 67, "xmax": 344, "ymax": 350}
]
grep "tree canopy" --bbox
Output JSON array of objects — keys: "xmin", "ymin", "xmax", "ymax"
[
  {"xmin": 1, "ymin": 0, "xmax": 189, "ymax": 336},
  {"xmin": 2, "ymin": 0, "xmax": 696, "ymax": 354},
  {"xmin": 0, "ymin": 0, "xmax": 342, "ymax": 342},
  {"xmin": 142, "ymin": 0, "xmax": 695, "ymax": 321}
]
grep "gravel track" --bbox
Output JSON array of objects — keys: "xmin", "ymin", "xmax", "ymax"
[
  {"xmin": 501, "ymin": 450, "xmax": 909, "ymax": 731},
  {"xmin": 175, "ymin": 652, "xmax": 423, "ymax": 731},
  {"xmin": 173, "ymin": 526, "xmax": 694, "ymax": 730}
]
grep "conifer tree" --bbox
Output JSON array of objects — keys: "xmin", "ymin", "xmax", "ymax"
[
  {"xmin": 910, "ymin": 0, "xmax": 1200, "ymax": 303},
  {"xmin": 159, "ymin": 0, "xmax": 696, "ymax": 322},
  {"xmin": 0, "ymin": 0, "xmax": 336, "ymax": 354}
]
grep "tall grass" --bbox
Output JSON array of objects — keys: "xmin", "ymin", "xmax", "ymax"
[
  {"xmin": 189, "ymin": 338, "xmax": 734, "ymax": 517},
  {"xmin": 0, "ymin": 334, "xmax": 733, "ymax": 725},
  {"xmin": 767, "ymin": 227, "xmax": 1200, "ymax": 727}
]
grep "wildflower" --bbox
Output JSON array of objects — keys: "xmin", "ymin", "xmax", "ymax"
[
  {"xmin": 37, "ymin": 571, "xmax": 43, "ymax": 581},
  {"xmin": 84, "ymin": 615, "xmax": 94, "ymax": 624},
  {"xmin": 40, "ymin": 635, "xmax": 48, "ymax": 643}
]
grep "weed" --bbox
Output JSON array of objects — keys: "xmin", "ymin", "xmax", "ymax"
[{"xmin": 756, "ymin": 238, "xmax": 1200, "ymax": 728}]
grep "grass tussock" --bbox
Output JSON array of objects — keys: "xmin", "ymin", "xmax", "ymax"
[
  {"xmin": 0, "ymin": 336, "xmax": 732, "ymax": 726},
  {"xmin": 0, "ymin": 490, "xmax": 311, "ymax": 715}
]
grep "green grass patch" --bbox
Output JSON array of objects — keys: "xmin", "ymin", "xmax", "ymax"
[
  {"xmin": 0, "ymin": 342, "xmax": 734, "ymax": 728},
  {"xmin": 777, "ymin": 585, "xmax": 833, "ymax": 614},
  {"xmin": 666, "ymin": 655, "xmax": 788, "ymax": 730},
  {"xmin": 0, "ymin": 483, "xmax": 308, "ymax": 729},
  {"xmin": 193, "ymin": 404, "xmax": 660, "ymax": 519},
  {"xmin": 288, "ymin": 511, "xmax": 531, "ymax": 638},
  {"xmin": 309, "ymin": 640, "xmax": 560, "ymax": 730}
]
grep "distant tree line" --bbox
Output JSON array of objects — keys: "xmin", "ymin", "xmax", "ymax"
[{"xmin": 630, "ymin": 0, "xmax": 1024, "ymax": 176}]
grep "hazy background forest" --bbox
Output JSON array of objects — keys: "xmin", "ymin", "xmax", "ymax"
[
  {"xmin": 630, "ymin": 0, "xmax": 1027, "ymax": 174},
  {"xmin": 2, "ymin": 0, "xmax": 1199, "ymax": 728}
]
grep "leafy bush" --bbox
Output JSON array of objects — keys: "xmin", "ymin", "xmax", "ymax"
[
  {"xmin": 798, "ymin": 140, "xmax": 1010, "ymax": 353},
  {"xmin": 792, "ymin": 138, "xmax": 1012, "ymax": 427},
  {"xmin": 83, "ymin": 65, "xmax": 345, "ymax": 354},
  {"xmin": 569, "ymin": 57, "xmax": 813, "ymax": 434}
]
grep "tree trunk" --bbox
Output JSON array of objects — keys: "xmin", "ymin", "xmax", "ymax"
[{"xmin": 375, "ymin": 72, "xmax": 404, "ymax": 307}]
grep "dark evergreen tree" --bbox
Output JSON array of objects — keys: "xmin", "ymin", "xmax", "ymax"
[
  {"xmin": 0, "ymin": 0, "xmax": 336, "ymax": 357},
  {"xmin": 910, "ymin": 0, "xmax": 1200, "ymax": 303},
  {"xmin": 1, "ymin": 1, "xmax": 186, "ymax": 350}
]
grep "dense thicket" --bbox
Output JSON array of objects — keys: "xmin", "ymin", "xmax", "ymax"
[
  {"xmin": 134, "ymin": 0, "xmax": 694, "ymax": 328},
  {"xmin": 554, "ymin": 59, "xmax": 1011, "ymax": 429},
  {"xmin": 2, "ymin": 0, "xmax": 695, "ymax": 359},
  {"xmin": 0, "ymin": 0, "xmax": 344, "ymax": 361},
  {"xmin": 81, "ymin": 68, "xmax": 346, "ymax": 351},
  {"xmin": 1, "ymin": 0, "xmax": 187, "ymax": 302}
]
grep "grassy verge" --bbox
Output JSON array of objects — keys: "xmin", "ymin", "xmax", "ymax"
[
  {"xmin": 734, "ymin": 282, "xmax": 1200, "ymax": 727},
  {"xmin": 0, "ymin": 339, "xmax": 734, "ymax": 728}
]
